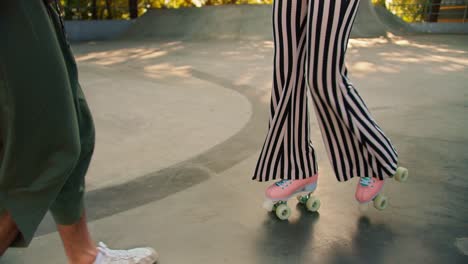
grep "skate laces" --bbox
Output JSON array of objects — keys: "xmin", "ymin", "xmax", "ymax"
[
  {"xmin": 275, "ymin": 179, "xmax": 291, "ymax": 187},
  {"xmin": 97, "ymin": 242, "xmax": 132, "ymax": 260},
  {"xmin": 359, "ymin": 177, "xmax": 372, "ymax": 187}
]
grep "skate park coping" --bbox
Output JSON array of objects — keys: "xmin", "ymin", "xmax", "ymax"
[{"xmin": 64, "ymin": 0, "xmax": 468, "ymax": 42}]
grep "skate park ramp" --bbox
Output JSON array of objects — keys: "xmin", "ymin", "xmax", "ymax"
[
  {"xmin": 353, "ymin": 0, "xmax": 415, "ymax": 37},
  {"xmin": 123, "ymin": 0, "xmax": 414, "ymax": 41}
]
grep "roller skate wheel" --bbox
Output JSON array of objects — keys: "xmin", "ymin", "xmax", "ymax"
[
  {"xmin": 394, "ymin": 167, "xmax": 409, "ymax": 183},
  {"xmin": 275, "ymin": 204, "xmax": 291, "ymax": 220},
  {"xmin": 373, "ymin": 194, "xmax": 388, "ymax": 211},
  {"xmin": 263, "ymin": 200, "xmax": 274, "ymax": 212},
  {"xmin": 306, "ymin": 196, "xmax": 321, "ymax": 212}
]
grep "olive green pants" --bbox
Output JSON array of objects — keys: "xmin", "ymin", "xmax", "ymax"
[{"xmin": 0, "ymin": 0, "xmax": 95, "ymax": 246}]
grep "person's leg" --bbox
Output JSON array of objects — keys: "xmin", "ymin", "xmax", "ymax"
[
  {"xmin": 255, "ymin": 0, "xmax": 322, "ymax": 218},
  {"xmin": 0, "ymin": 0, "xmax": 83, "ymax": 247},
  {"xmin": 253, "ymin": 0, "xmax": 318, "ymax": 183},
  {"xmin": 306, "ymin": 0, "xmax": 398, "ymax": 183},
  {"xmin": 45, "ymin": 2, "xmax": 96, "ymax": 258},
  {"xmin": 48, "ymin": 47, "xmax": 98, "ymax": 263},
  {"xmin": 56, "ymin": 211, "xmax": 158, "ymax": 264},
  {"xmin": 0, "ymin": 212, "xmax": 19, "ymax": 255},
  {"xmin": 44, "ymin": 2, "xmax": 158, "ymax": 263},
  {"xmin": 56, "ymin": 213, "xmax": 97, "ymax": 264}
]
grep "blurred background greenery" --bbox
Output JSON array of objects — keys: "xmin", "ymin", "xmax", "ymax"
[
  {"xmin": 60, "ymin": 0, "xmax": 467, "ymax": 23},
  {"xmin": 374, "ymin": 0, "xmax": 467, "ymax": 23},
  {"xmin": 59, "ymin": 0, "xmax": 272, "ymax": 20}
]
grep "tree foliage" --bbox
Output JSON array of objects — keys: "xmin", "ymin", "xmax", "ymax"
[
  {"xmin": 151, "ymin": 0, "xmax": 272, "ymax": 8},
  {"xmin": 60, "ymin": 0, "xmax": 273, "ymax": 20},
  {"xmin": 384, "ymin": 0, "xmax": 428, "ymax": 22},
  {"xmin": 62, "ymin": 0, "xmax": 444, "ymax": 23}
]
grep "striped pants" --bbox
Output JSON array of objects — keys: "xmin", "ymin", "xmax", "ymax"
[{"xmin": 253, "ymin": 0, "xmax": 398, "ymax": 182}]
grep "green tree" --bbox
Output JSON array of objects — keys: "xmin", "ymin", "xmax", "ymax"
[
  {"xmin": 385, "ymin": 0, "xmax": 427, "ymax": 22},
  {"xmin": 60, "ymin": 0, "xmax": 274, "ymax": 20}
]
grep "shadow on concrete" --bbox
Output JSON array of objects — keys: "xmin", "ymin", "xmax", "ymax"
[
  {"xmin": 255, "ymin": 206, "xmax": 320, "ymax": 264},
  {"xmin": 325, "ymin": 216, "xmax": 394, "ymax": 264}
]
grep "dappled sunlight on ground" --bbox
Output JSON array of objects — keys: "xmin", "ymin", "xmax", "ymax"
[
  {"xmin": 72, "ymin": 34, "xmax": 467, "ymax": 99},
  {"xmin": 75, "ymin": 42, "xmax": 185, "ymax": 66},
  {"xmin": 347, "ymin": 34, "xmax": 468, "ymax": 78},
  {"xmin": 392, "ymin": 38, "xmax": 467, "ymax": 55},
  {"xmin": 143, "ymin": 63, "xmax": 193, "ymax": 79},
  {"xmin": 348, "ymin": 36, "xmax": 390, "ymax": 48},
  {"xmin": 76, "ymin": 48, "xmax": 168, "ymax": 65}
]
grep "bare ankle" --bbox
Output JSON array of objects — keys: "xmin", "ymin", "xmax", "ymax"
[
  {"xmin": 57, "ymin": 213, "xmax": 100, "ymax": 264},
  {"xmin": 67, "ymin": 247, "xmax": 98, "ymax": 264},
  {"xmin": 0, "ymin": 212, "xmax": 20, "ymax": 255}
]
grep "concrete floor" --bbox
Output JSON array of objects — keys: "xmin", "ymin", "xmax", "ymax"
[
  {"xmin": 4, "ymin": 2, "xmax": 468, "ymax": 263},
  {"xmin": 2, "ymin": 33, "xmax": 468, "ymax": 263}
]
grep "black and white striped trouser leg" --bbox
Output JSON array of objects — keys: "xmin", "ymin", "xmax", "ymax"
[{"xmin": 253, "ymin": 0, "xmax": 398, "ymax": 182}]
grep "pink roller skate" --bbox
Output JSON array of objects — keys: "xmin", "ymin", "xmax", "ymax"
[
  {"xmin": 263, "ymin": 174, "xmax": 320, "ymax": 220},
  {"xmin": 356, "ymin": 167, "xmax": 409, "ymax": 211}
]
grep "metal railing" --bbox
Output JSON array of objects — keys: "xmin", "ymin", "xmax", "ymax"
[{"xmin": 385, "ymin": 0, "xmax": 468, "ymax": 23}]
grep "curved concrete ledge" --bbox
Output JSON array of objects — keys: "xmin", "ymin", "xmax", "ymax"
[
  {"xmin": 64, "ymin": 20, "xmax": 134, "ymax": 42},
  {"xmin": 409, "ymin": 22, "xmax": 468, "ymax": 34},
  {"xmin": 119, "ymin": 1, "xmax": 421, "ymax": 40},
  {"xmin": 64, "ymin": 2, "xmax": 466, "ymax": 42}
]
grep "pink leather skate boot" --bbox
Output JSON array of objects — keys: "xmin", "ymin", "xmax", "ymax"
[
  {"xmin": 266, "ymin": 174, "xmax": 318, "ymax": 201},
  {"xmin": 355, "ymin": 177, "xmax": 386, "ymax": 209},
  {"xmin": 263, "ymin": 174, "xmax": 321, "ymax": 219},
  {"xmin": 355, "ymin": 168, "xmax": 409, "ymax": 211}
]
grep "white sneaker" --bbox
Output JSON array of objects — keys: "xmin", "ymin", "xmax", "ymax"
[{"xmin": 93, "ymin": 242, "xmax": 159, "ymax": 264}]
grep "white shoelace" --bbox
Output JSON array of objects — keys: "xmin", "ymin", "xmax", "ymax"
[
  {"xmin": 97, "ymin": 242, "xmax": 133, "ymax": 261},
  {"xmin": 275, "ymin": 179, "xmax": 291, "ymax": 187}
]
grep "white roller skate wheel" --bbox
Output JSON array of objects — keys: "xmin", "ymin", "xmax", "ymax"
[
  {"xmin": 373, "ymin": 194, "xmax": 388, "ymax": 211},
  {"xmin": 306, "ymin": 196, "xmax": 321, "ymax": 212},
  {"xmin": 263, "ymin": 200, "xmax": 274, "ymax": 212},
  {"xmin": 395, "ymin": 167, "xmax": 409, "ymax": 183},
  {"xmin": 275, "ymin": 204, "xmax": 291, "ymax": 220}
]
